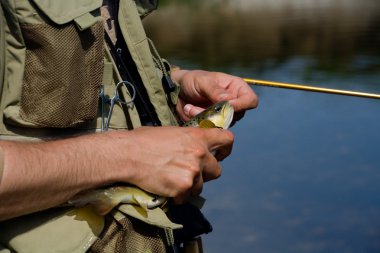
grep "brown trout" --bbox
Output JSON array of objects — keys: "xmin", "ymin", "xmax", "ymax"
[
  {"xmin": 69, "ymin": 101, "xmax": 234, "ymax": 215},
  {"xmin": 182, "ymin": 100, "xmax": 234, "ymax": 129}
]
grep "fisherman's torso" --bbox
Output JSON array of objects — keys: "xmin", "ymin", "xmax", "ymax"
[
  {"xmin": 0, "ymin": 0, "xmax": 178, "ymax": 141},
  {"xmin": 0, "ymin": 0, "xmax": 180, "ymax": 252}
]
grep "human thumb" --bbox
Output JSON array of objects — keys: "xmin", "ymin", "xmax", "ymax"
[{"xmin": 184, "ymin": 104, "xmax": 204, "ymax": 118}]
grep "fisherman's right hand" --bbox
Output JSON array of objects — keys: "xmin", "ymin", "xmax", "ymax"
[
  {"xmin": 0, "ymin": 126, "xmax": 232, "ymax": 220},
  {"xmin": 106, "ymin": 126, "xmax": 234, "ymax": 203}
]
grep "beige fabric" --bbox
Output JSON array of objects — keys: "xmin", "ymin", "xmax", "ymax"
[
  {"xmin": 0, "ymin": 146, "xmax": 3, "ymax": 183},
  {"xmin": 31, "ymin": 0, "xmax": 102, "ymax": 25},
  {"xmin": 102, "ymin": 48, "xmax": 142, "ymax": 129},
  {"xmin": 0, "ymin": 0, "xmax": 106, "ymax": 132},
  {"xmin": 117, "ymin": 204, "xmax": 182, "ymax": 230},
  {"xmin": 0, "ymin": 0, "xmax": 183, "ymax": 252},
  {"xmin": 0, "ymin": 3, "xmax": 5, "ymax": 95},
  {"xmin": 118, "ymin": 0, "xmax": 177, "ymax": 126},
  {"xmin": 19, "ymin": 20, "xmax": 104, "ymax": 128},
  {"xmin": 0, "ymin": 245, "xmax": 11, "ymax": 253},
  {"xmin": 0, "ymin": 207, "xmax": 104, "ymax": 253}
]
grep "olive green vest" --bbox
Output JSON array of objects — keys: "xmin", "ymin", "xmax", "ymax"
[
  {"xmin": 0, "ymin": 0, "xmax": 178, "ymax": 139},
  {"xmin": 0, "ymin": 0, "xmax": 180, "ymax": 252}
]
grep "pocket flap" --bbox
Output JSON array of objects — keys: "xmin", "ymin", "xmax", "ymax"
[{"xmin": 31, "ymin": 0, "xmax": 102, "ymax": 25}]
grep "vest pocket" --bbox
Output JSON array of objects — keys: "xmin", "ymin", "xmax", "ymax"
[{"xmin": 19, "ymin": 20, "xmax": 104, "ymax": 128}]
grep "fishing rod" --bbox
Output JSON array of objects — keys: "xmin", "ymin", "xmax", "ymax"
[{"xmin": 243, "ymin": 78, "xmax": 380, "ymax": 100}]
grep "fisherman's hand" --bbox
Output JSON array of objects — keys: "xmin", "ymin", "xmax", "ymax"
[
  {"xmin": 117, "ymin": 126, "xmax": 233, "ymax": 203},
  {"xmin": 0, "ymin": 127, "xmax": 231, "ymax": 220},
  {"xmin": 171, "ymin": 70, "xmax": 258, "ymax": 122}
]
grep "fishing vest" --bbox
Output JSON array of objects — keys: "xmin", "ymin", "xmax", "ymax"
[
  {"xmin": 0, "ymin": 0, "xmax": 190, "ymax": 252},
  {"xmin": 0, "ymin": 0, "xmax": 179, "ymax": 139}
]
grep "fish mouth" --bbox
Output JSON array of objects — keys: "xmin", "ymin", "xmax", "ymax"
[{"xmin": 223, "ymin": 103, "xmax": 234, "ymax": 129}]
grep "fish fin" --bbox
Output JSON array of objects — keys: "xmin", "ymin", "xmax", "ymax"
[
  {"xmin": 199, "ymin": 119, "xmax": 216, "ymax": 128},
  {"xmin": 69, "ymin": 190, "xmax": 118, "ymax": 216},
  {"xmin": 89, "ymin": 201, "xmax": 117, "ymax": 215}
]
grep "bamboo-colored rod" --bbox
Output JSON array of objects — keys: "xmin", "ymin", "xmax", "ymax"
[{"xmin": 244, "ymin": 78, "xmax": 380, "ymax": 100}]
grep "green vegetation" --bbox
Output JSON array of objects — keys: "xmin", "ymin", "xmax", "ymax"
[{"xmin": 145, "ymin": 1, "xmax": 380, "ymax": 76}]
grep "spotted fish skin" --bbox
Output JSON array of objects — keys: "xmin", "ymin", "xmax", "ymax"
[
  {"xmin": 69, "ymin": 101, "xmax": 234, "ymax": 215},
  {"xmin": 182, "ymin": 101, "xmax": 234, "ymax": 129},
  {"xmin": 69, "ymin": 186, "xmax": 166, "ymax": 215}
]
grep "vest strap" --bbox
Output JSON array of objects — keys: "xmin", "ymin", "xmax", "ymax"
[
  {"xmin": 74, "ymin": 12, "xmax": 98, "ymax": 31},
  {"xmin": 102, "ymin": 61, "xmax": 114, "ymax": 86}
]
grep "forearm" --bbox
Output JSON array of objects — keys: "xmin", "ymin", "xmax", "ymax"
[
  {"xmin": 0, "ymin": 126, "xmax": 234, "ymax": 221},
  {"xmin": 0, "ymin": 132, "xmax": 130, "ymax": 221}
]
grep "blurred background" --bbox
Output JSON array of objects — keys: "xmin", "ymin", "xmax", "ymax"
[{"xmin": 144, "ymin": 0, "xmax": 380, "ymax": 252}]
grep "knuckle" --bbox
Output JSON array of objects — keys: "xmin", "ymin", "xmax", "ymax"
[
  {"xmin": 186, "ymin": 163, "xmax": 201, "ymax": 178},
  {"xmin": 225, "ymin": 130, "xmax": 235, "ymax": 143},
  {"xmin": 228, "ymin": 130, "xmax": 235, "ymax": 139},
  {"xmin": 186, "ymin": 142, "xmax": 207, "ymax": 159},
  {"xmin": 176, "ymin": 178, "xmax": 193, "ymax": 195},
  {"xmin": 203, "ymin": 162, "xmax": 223, "ymax": 182},
  {"xmin": 191, "ymin": 146, "xmax": 207, "ymax": 158}
]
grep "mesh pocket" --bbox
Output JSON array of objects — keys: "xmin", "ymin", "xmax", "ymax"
[
  {"xmin": 88, "ymin": 215, "xmax": 167, "ymax": 253},
  {"xmin": 19, "ymin": 20, "xmax": 104, "ymax": 128}
]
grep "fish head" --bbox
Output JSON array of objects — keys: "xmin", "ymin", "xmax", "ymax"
[{"xmin": 184, "ymin": 101, "xmax": 234, "ymax": 129}]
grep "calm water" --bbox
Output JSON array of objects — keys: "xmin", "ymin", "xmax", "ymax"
[{"xmin": 145, "ymin": 1, "xmax": 380, "ymax": 252}]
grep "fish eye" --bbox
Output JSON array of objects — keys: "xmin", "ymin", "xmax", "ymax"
[{"xmin": 214, "ymin": 105, "xmax": 223, "ymax": 112}]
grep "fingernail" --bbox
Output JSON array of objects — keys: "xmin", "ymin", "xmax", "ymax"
[
  {"xmin": 193, "ymin": 108, "xmax": 202, "ymax": 115},
  {"xmin": 184, "ymin": 104, "xmax": 192, "ymax": 115}
]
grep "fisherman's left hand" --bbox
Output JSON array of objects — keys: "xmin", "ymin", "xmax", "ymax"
[{"xmin": 171, "ymin": 70, "xmax": 258, "ymax": 122}]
